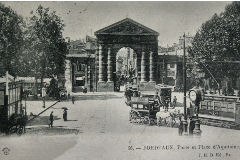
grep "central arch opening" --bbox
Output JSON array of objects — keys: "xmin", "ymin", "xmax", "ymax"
[{"xmin": 115, "ymin": 47, "xmax": 137, "ymax": 91}]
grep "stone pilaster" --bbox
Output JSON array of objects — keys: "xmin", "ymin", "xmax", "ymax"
[
  {"xmin": 95, "ymin": 49, "xmax": 99, "ymax": 91},
  {"xmin": 107, "ymin": 47, "xmax": 113, "ymax": 82},
  {"xmin": 141, "ymin": 51, "xmax": 146, "ymax": 82},
  {"xmin": 137, "ymin": 52, "xmax": 141, "ymax": 83},
  {"xmin": 149, "ymin": 51, "xmax": 154, "ymax": 82},
  {"xmin": 134, "ymin": 53, "xmax": 138, "ymax": 84},
  {"xmin": 98, "ymin": 45, "xmax": 103, "ymax": 82}
]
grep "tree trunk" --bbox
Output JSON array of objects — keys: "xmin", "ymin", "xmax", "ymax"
[
  {"xmin": 34, "ymin": 74, "xmax": 38, "ymax": 99},
  {"xmin": 40, "ymin": 76, "xmax": 43, "ymax": 97}
]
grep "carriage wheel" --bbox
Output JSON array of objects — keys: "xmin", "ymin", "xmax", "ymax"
[
  {"xmin": 17, "ymin": 126, "xmax": 23, "ymax": 135},
  {"xmin": 143, "ymin": 117, "xmax": 148, "ymax": 124},
  {"xmin": 8, "ymin": 126, "xmax": 16, "ymax": 134}
]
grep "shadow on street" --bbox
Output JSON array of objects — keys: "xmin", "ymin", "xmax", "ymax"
[
  {"xmin": 25, "ymin": 127, "xmax": 80, "ymax": 136},
  {"xmin": 27, "ymin": 116, "xmax": 60, "ymax": 126}
]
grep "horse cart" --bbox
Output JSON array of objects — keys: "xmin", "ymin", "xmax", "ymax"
[
  {"xmin": 0, "ymin": 81, "xmax": 27, "ymax": 135},
  {"xmin": 129, "ymin": 97, "xmax": 160, "ymax": 125}
]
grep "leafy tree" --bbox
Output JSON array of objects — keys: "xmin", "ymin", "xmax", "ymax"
[
  {"xmin": 0, "ymin": 3, "xmax": 24, "ymax": 76},
  {"xmin": 189, "ymin": 2, "xmax": 240, "ymax": 91},
  {"xmin": 46, "ymin": 77, "xmax": 59, "ymax": 99},
  {"xmin": 20, "ymin": 5, "xmax": 68, "ymax": 96}
]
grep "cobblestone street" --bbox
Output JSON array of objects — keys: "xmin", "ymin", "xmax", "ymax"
[{"xmin": 0, "ymin": 92, "xmax": 240, "ymax": 160}]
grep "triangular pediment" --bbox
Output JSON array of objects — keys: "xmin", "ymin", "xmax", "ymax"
[{"xmin": 95, "ymin": 18, "xmax": 159, "ymax": 36}]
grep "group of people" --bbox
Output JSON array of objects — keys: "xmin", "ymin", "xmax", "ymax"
[
  {"xmin": 178, "ymin": 117, "xmax": 196, "ymax": 136},
  {"xmin": 48, "ymin": 109, "xmax": 68, "ymax": 128},
  {"xmin": 48, "ymin": 94, "xmax": 179, "ymax": 129},
  {"xmin": 157, "ymin": 95, "xmax": 177, "ymax": 111},
  {"xmin": 48, "ymin": 95, "xmax": 76, "ymax": 128}
]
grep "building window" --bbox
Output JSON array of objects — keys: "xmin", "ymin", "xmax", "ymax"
[
  {"xmin": 81, "ymin": 64, "xmax": 85, "ymax": 71},
  {"xmin": 76, "ymin": 63, "xmax": 85, "ymax": 72},
  {"xmin": 77, "ymin": 64, "xmax": 81, "ymax": 71}
]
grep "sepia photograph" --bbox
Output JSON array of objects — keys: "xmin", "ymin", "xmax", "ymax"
[{"xmin": 0, "ymin": 1, "xmax": 240, "ymax": 160}]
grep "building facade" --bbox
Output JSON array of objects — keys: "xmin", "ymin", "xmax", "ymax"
[
  {"xmin": 156, "ymin": 34, "xmax": 193, "ymax": 90},
  {"xmin": 64, "ymin": 20, "xmax": 193, "ymax": 92},
  {"xmin": 65, "ymin": 36, "xmax": 97, "ymax": 93}
]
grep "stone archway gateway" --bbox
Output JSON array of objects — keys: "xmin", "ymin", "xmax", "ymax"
[{"xmin": 95, "ymin": 18, "xmax": 159, "ymax": 92}]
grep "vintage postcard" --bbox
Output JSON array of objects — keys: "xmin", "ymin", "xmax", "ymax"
[{"xmin": 0, "ymin": 1, "xmax": 240, "ymax": 160}]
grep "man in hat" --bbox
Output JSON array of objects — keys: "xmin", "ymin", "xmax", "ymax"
[
  {"xmin": 49, "ymin": 111, "xmax": 54, "ymax": 128},
  {"xmin": 63, "ymin": 108, "xmax": 68, "ymax": 121},
  {"xmin": 172, "ymin": 96, "xmax": 177, "ymax": 109}
]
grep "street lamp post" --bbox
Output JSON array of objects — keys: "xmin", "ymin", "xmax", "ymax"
[
  {"xmin": 183, "ymin": 33, "xmax": 188, "ymax": 134},
  {"xmin": 189, "ymin": 88, "xmax": 202, "ymax": 135}
]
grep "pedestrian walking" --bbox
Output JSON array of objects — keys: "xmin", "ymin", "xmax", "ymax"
[
  {"xmin": 63, "ymin": 109, "xmax": 68, "ymax": 121},
  {"xmin": 178, "ymin": 117, "xmax": 183, "ymax": 136},
  {"xmin": 49, "ymin": 111, "xmax": 54, "ymax": 128},
  {"xmin": 172, "ymin": 96, "xmax": 177, "ymax": 109},
  {"xmin": 72, "ymin": 96, "xmax": 75, "ymax": 104}
]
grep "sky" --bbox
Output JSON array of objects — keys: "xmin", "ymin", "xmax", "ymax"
[{"xmin": 3, "ymin": 1, "xmax": 231, "ymax": 47}]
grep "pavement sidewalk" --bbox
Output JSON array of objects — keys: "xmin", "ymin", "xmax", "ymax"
[{"xmin": 26, "ymin": 100, "xmax": 59, "ymax": 117}]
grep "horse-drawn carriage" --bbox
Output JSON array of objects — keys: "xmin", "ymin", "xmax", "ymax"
[
  {"xmin": 5, "ymin": 113, "xmax": 27, "ymax": 135},
  {"xmin": 127, "ymin": 84, "xmax": 183, "ymax": 126},
  {"xmin": 129, "ymin": 96, "xmax": 160, "ymax": 125}
]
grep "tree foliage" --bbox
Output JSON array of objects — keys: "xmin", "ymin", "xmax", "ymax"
[
  {"xmin": 0, "ymin": 3, "xmax": 24, "ymax": 76},
  {"xmin": 189, "ymin": 2, "xmax": 240, "ymax": 82},
  {"xmin": 19, "ymin": 5, "xmax": 68, "ymax": 78}
]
